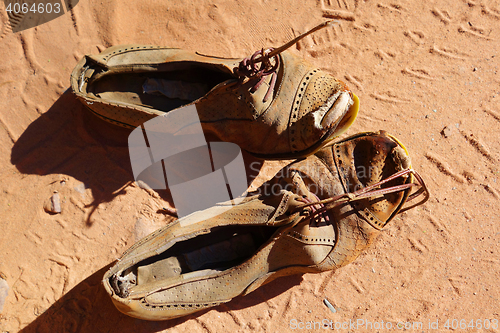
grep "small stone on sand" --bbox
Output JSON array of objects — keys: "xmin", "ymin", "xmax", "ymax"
[
  {"xmin": 323, "ymin": 298, "xmax": 337, "ymax": 313},
  {"xmin": 74, "ymin": 183, "xmax": 86, "ymax": 194},
  {"xmin": 136, "ymin": 180, "xmax": 152, "ymax": 190},
  {"xmin": 44, "ymin": 193, "xmax": 61, "ymax": 214},
  {"xmin": 0, "ymin": 277, "xmax": 9, "ymax": 313},
  {"xmin": 441, "ymin": 125, "xmax": 453, "ymax": 138}
]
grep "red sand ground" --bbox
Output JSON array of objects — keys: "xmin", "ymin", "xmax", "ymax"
[{"xmin": 1, "ymin": 0, "xmax": 499, "ymax": 332}]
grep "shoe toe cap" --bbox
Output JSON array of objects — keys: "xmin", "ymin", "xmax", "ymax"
[{"xmin": 289, "ymin": 72, "xmax": 358, "ymax": 154}]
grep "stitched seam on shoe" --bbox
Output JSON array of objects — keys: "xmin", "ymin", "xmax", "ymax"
[
  {"xmin": 361, "ymin": 208, "xmax": 385, "ymax": 230},
  {"xmin": 288, "ymin": 68, "xmax": 320, "ymax": 153},
  {"xmin": 286, "ymin": 230, "xmax": 336, "ymax": 245},
  {"xmin": 139, "ymin": 298, "xmax": 221, "ymax": 311},
  {"xmin": 103, "ymin": 45, "xmax": 167, "ymax": 62},
  {"xmin": 332, "ymin": 142, "xmax": 350, "ymax": 195},
  {"xmin": 267, "ymin": 192, "xmax": 291, "ymax": 225}
]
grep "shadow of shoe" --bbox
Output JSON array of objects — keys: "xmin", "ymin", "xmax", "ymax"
[
  {"xmin": 10, "ymin": 90, "xmax": 150, "ymax": 225},
  {"xmin": 18, "ymin": 264, "xmax": 188, "ymax": 333},
  {"xmin": 18, "ymin": 263, "xmax": 303, "ymax": 333},
  {"xmin": 8, "ymin": 88, "xmax": 257, "ymax": 222},
  {"xmin": 11, "ymin": 89, "xmax": 265, "ymax": 224},
  {"xmin": 12, "ymin": 90, "xmax": 289, "ymax": 332}
]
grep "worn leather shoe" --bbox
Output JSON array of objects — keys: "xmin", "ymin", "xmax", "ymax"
[
  {"xmin": 102, "ymin": 131, "xmax": 428, "ymax": 320},
  {"xmin": 71, "ymin": 22, "xmax": 359, "ymax": 159}
]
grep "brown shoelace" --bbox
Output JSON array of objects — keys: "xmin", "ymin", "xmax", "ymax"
[
  {"xmin": 297, "ymin": 192, "xmax": 331, "ymax": 227},
  {"xmin": 234, "ymin": 20, "xmax": 338, "ymax": 103},
  {"xmin": 234, "ymin": 48, "xmax": 280, "ymax": 103},
  {"xmin": 296, "ymin": 168, "xmax": 430, "ymax": 225}
]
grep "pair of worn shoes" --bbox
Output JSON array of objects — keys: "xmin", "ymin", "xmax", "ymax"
[
  {"xmin": 71, "ymin": 22, "xmax": 358, "ymax": 160},
  {"xmin": 71, "ymin": 22, "xmax": 428, "ymax": 321}
]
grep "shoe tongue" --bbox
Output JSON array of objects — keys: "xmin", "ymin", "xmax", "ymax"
[
  {"xmin": 275, "ymin": 161, "xmax": 337, "ymax": 246},
  {"xmin": 333, "ymin": 131, "xmax": 412, "ymax": 229},
  {"xmin": 285, "ymin": 151, "xmax": 344, "ymax": 200}
]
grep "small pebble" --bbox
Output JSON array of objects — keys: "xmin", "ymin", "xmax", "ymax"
[
  {"xmin": 136, "ymin": 180, "xmax": 152, "ymax": 190},
  {"xmin": 323, "ymin": 298, "xmax": 337, "ymax": 313},
  {"xmin": 74, "ymin": 183, "xmax": 86, "ymax": 194},
  {"xmin": 0, "ymin": 277, "xmax": 8, "ymax": 313},
  {"xmin": 441, "ymin": 125, "xmax": 453, "ymax": 138},
  {"xmin": 44, "ymin": 193, "xmax": 61, "ymax": 214}
]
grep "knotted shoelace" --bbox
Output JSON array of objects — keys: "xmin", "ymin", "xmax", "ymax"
[
  {"xmin": 295, "ymin": 168, "xmax": 430, "ymax": 226},
  {"xmin": 297, "ymin": 192, "xmax": 331, "ymax": 227},
  {"xmin": 234, "ymin": 20, "xmax": 338, "ymax": 103}
]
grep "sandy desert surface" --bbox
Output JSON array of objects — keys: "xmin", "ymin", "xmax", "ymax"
[{"xmin": 0, "ymin": 0, "xmax": 499, "ymax": 332}]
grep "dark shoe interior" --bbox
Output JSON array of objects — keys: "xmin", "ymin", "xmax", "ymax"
[
  {"xmin": 112, "ymin": 224, "xmax": 279, "ymax": 297},
  {"xmin": 352, "ymin": 136, "xmax": 407, "ymax": 205},
  {"xmin": 88, "ymin": 65, "xmax": 235, "ymax": 112}
]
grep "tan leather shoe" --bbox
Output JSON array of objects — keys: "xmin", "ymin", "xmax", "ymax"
[
  {"xmin": 70, "ymin": 22, "xmax": 359, "ymax": 159},
  {"xmin": 102, "ymin": 131, "xmax": 428, "ymax": 320}
]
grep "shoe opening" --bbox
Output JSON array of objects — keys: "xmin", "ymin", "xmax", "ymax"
[
  {"xmin": 87, "ymin": 63, "xmax": 235, "ymax": 112},
  {"xmin": 347, "ymin": 133, "xmax": 412, "ymax": 226},
  {"xmin": 352, "ymin": 135, "xmax": 400, "ymax": 187},
  {"xmin": 110, "ymin": 224, "xmax": 279, "ymax": 298}
]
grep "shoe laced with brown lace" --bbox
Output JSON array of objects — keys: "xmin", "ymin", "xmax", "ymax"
[
  {"xmin": 102, "ymin": 131, "xmax": 428, "ymax": 320},
  {"xmin": 71, "ymin": 21, "xmax": 359, "ymax": 159}
]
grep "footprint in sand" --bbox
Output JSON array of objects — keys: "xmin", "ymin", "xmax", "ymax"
[
  {"xmin": 321, "ymin": 0, "xmax": 357, "ymax": 20},
  {"xmin": 430, "ymin": 45, "xmax": 471, "ymax": 60},
  {"xmin": 404, "ymin": 30, "xmax": 425, "ymax": 45},
  {"xmin": 431, "ymin": 7, "xmax": 452, "ymax": 24},
  {"xmin": 402, "ymin": 68, "xmax": 436, "ymax": 80}
]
